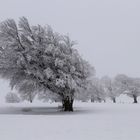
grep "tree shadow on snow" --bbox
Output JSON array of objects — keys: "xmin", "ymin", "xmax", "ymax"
[{"xmin": 0, "ymin": 106, "xmax": 101, "ymax": 116}]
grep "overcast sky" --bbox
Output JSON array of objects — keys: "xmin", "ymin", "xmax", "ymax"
[{"xmin": 0, "ymin": 0, "xmax": 140, "ymax": 79}]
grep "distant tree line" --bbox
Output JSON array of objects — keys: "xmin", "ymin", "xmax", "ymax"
[{"xmin": 88, "ymin": 74, "xmax": 140, "ymax": 104}]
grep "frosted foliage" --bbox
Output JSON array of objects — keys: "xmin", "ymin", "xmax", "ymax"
[
  {"xmin": 38, "ymin": 90, "xmax": 61, "ymax": 102},
  {"xmin": 88, "ymin": 78, "xmax": 106, "ymax": 101},
  {"xmin": 101, "ymin": 76, "xmax": 123, "ymax": 100},
  {"xmin": 45, "ymin": 44, "xmax": 54, "ymax": 54},
  {"xmin": 55, "ymin": 78, "xmax": 65, "ymax": 88},
  {"xmin": 70, "ymin": 66, "xmax": 76, "ymax": 73},
  {"xmin": 0, "ymin": 17, "xmax": 95, "ymax": 102},
  {"xmin": 115, "ymin": 74, "xmax": 140, "ymax": 98},
  {"xmin": 55, "ymin": 58, "xmax": 64, "ymax": 68},
  {"xmin": 44, "ymin": 68, "xmax": 54, "ymax": 79}
]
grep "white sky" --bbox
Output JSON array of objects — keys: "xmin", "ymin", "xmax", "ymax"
[{"xmin": 0, "ymin": 0, "xmax": 140, "ymax": 78}]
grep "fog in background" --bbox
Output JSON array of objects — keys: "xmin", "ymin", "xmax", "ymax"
[{"xmin": 0, "ymin": 0, "xmax": 140, "ymax": 99}]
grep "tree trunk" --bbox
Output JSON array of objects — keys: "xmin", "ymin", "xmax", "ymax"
[
  {"xmin": 30, "ymin": 100, "xmax": 32, "ymax": 103},
  {"xmin": 112, "ymin": 97, "xmax": 116, "ymax": 103},
  {"xmin": 103, "ymin": 99, "xmax": 106, "ymax": 103},
  {"xmin": 133, "ymin": 95, "xmax": 138, "ymax": 103},
  {"xmin": 62, "ymin": 97, "xmax": 74, "ymax": 111},
  {"xmin": 91, "ymin": 98, "xmax": 94, "ymax": 103},
  {"xmin": 29, "ymin": 94, "xmax": 33, "ymax": 103},
  {"xmin": 97, "ymin": 97, "xmax": 102, "ymax": 103}
]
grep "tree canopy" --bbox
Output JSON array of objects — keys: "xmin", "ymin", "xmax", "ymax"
[{"xmin": 0, "ymin": 17, "xmax": 94, "ymax": 111}]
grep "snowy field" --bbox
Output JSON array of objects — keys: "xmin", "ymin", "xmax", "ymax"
[{"xmin": 0, "ymin": 102, "xmax": 140, "ymax": 140}]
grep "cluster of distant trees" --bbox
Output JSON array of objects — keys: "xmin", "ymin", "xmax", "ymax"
[
  {"xmin": 87, "ymin": 74, "xmax": 140, "ymax": 104},
  {"xmin": 0, "ymin": 17, "xmax": 139, "ymax": 112}
]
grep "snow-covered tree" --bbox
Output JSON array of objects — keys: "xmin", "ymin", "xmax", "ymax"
[
  {"xmin": 19, "ymin": 91, "xmax": 36, "ymax": 103},
  {"xmin": 5, "ymin": 92, "xmax": 20, "ymax": 103},
  {"xmin": 115, "ymin": 74, "xmax": 140, "ymax": 103},
  {"xmin": 0, "ymin": 17, "xmax": 94, "ymax": 111},
  {"xmin": 101, "ymin": 76, "xmax": 122, "ymax": 103},
  {"xmin": 73, "ymin": 69, "xmax": 96, "ymax": 102},
  {"xmin": 89, "ymin": 78, "xmax": 106, "ymax": 102}
]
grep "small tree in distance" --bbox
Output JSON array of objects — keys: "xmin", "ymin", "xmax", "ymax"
[
  {"xmin": 101, "ymin": 76, "xmax": 123, "ymax": 103},
  {"xmin": 0, "ymin": 17, "xmax": 94, "ymax": 111},
  {"xmin": 115, "ymin": 74, "xmax": 140, "ymax": 103},
  {"xmin": 5, "ymin": 92, "xmax": 20, "ymax": 103},
  {"xmin": 89, "ymin": 78, "xmax": 106, "ymax": 103}
]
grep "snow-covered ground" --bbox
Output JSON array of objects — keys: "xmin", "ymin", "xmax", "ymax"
[{"xmin": 0, "ymin": 102, "xmax": 140, "ymax": 140}]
